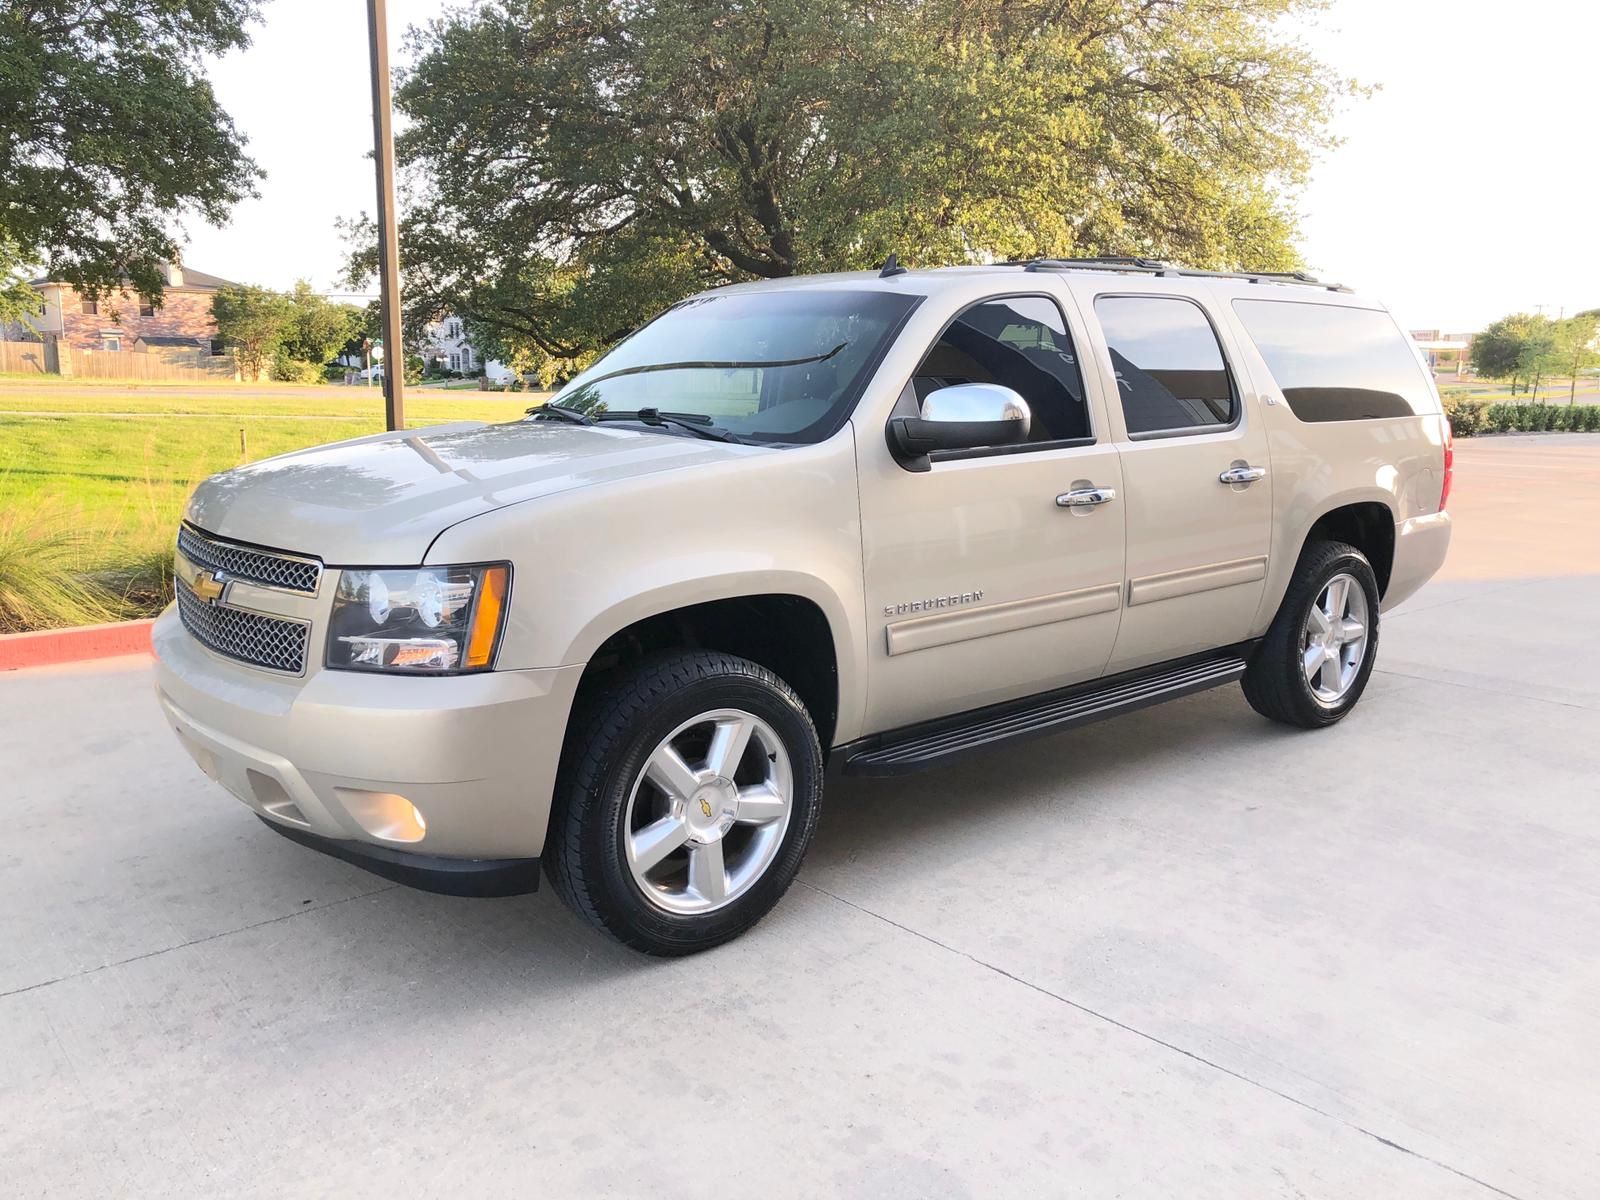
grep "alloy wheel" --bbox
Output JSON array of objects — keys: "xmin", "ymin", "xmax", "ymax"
[
  {"xmin": 1302, "ymin": 572, "xmax": 1369, "ymax": 705},
  {"xmin": 622, "ymin": 708, "xmax": 794, "ymax": 915}
]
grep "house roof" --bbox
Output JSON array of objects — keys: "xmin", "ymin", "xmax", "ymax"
[{"xmin": 30, "ymin": 267, "xmax": 242, "ymax": 293}]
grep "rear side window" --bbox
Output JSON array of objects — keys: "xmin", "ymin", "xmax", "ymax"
[
  {"xmin": 1233, "ymin": 300, "xmax": 1436, "ymax": 421},
  {"xmin": 1095, "ymin": 296, "xmax": 1236, "ymax": 436},
  {"xmin": 913, "ymin": 296, "xmax": 1090, "ymax": 443}
]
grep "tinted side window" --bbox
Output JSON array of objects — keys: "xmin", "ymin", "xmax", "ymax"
[
  {"xmin": 1095, "ymin": 296, "xmax": 1236, "ymax": 436},
  {"xmin": 1233, "ymin": 300, "xmax": 1436, "ymax": 421},
  {"xmin": 913, "ymin": 296, "xmax": 1090, "ymax": 443}
]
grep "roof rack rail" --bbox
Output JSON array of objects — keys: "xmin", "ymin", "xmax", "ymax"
[
  {"xmin": 1007, "ymin": 257, "xmax": 1349, "ymax": 292},
  {"xmin": 1016, "ymin": 256, "xmax": 1170, "ymax": 274}
]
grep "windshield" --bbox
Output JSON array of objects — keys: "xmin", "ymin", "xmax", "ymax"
[{"xmin": 543, "ymin": 289, "xmax": 920, "ymax": 444}]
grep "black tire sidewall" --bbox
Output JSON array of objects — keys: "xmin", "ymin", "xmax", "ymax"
[{"xmin": 573, "ymin": 660, "xmax": 823, "ymax": 952}]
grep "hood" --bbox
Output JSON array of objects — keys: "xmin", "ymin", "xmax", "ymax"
[{"xmin": 185, "ymin": 420, "xmax": 765, "ymax": 563}]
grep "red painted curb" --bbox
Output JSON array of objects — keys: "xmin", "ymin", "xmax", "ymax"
[{"xmin": 0, "ymin": 619, "xmax": 155, "ymax": 671}]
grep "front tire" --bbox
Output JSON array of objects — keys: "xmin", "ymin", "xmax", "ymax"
[
  {"xmin": 545, "ymin": 651, "xmax": 824, "ymax": 955},
  {"xmin": 1242, "ymin": 540, "xmax": 1380, "ymax": 729}
]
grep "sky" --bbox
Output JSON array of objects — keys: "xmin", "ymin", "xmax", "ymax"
[{"xmin": 184, "ymin": 0, "xmax": 1600, "ymax": 332}]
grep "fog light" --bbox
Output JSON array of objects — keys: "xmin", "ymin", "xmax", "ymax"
[{"xmin": 336, "ymin": 788, "xmax": 428, "ymax": 843}]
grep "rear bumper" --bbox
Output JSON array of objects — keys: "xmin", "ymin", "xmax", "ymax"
[
  {"xmin": 258, "ymin": 817, "xmax": 540, "ymax": 896},
  {"xmin": 1384, "ymin": 511, "xmax": 1453, "ymax": 610},
  {"xmin": 153, "ymin": 605, "xmax": 585, "ymax": 863}
]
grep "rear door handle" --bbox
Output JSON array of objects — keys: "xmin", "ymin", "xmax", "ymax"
[
  {"xmin": 1218, "ymin": 465, "xmax": 1267, "ymax": 485},
  {"xmin": 1056, "ymin": 487, "xmax": 1117, "ymax": 508}
]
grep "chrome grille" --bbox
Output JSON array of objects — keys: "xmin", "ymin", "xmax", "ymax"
[
  {"xmin": 176, "ymin": 584, "xmax": 310, "ymax": 674},
  {"xmin": 177, "ymin": 524, "xmax": 322, "ymax": 595}
]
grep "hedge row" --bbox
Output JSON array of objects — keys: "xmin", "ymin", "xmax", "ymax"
[{"xmin": 1443, "ymin": 397, "xmax": 1600, "ymax": 437}]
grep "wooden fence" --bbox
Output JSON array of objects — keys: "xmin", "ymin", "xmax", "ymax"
[
  {"xmin": 0, "ymin": 339, "xmax": 51, "ymax": 374},
  {"xmin": 0, "ymin": 339, "xmax": 239, "ymax": 382}
]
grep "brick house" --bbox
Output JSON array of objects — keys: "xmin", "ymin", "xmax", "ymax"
[{"xmin": 18, "ymin": 263, "xmax": 240, "ymax": 354}]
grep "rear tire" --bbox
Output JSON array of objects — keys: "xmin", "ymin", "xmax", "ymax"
[
  {"xmin": 545, "ymin": 651, "xmax": 823, "ymax": 955},
  {"xmin": 1242, "ymin": 540, "xmax": 1380, "ymax": 729}
]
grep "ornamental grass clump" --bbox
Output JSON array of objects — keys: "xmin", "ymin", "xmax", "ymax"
[{"xmin": 0, "ymin": 509, "xmax": 123, "ymax": 633}]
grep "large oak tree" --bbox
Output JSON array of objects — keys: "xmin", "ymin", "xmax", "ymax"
[
  {"xmin": 0, "ymin": 0, "xmax": 262, "ymax": 317},
  {"xmin": 360, "ymin": 0, "xmax": 1347, "ymax": 374}
]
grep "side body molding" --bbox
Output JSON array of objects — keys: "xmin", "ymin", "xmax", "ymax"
[{"xmin": 1127, "ymin": 555, "xmax": 1268, "ymax": 607}]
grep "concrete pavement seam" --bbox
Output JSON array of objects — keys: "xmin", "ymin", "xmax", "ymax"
[
  {"xmin": 1373, "ymin": 666, "xmax": 1597, "ymax": 712},
  {"xmin": 0, "ymin": 883, "xmax": 398, "ymax": 1002},
  {"xmin": 796, "ymin": 878, "xmax": 1527, "ymax": 1200}
]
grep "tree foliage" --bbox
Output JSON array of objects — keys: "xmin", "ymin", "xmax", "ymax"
[
  {"xmin": 1472, "ymin": 311, "xmax": 1597, "ymax": 398},
  {"xmin": 0, "ymin": 0, "xmax": 262, "ymax": 301},
  {"xmin": 278, "ymin": 281, "xmax": 361, "ymax": 367},
  {"xmin": 1555, "ymin": 311, "xmax": 1600, "ymax": 391},
  {"xmin": 1469, "ymin": 316, "xmax": 1528, "ymax": 385},
  {"xmin": 0, "ymin": 236, "xmax": 43, "ymax": 327},
  {"xmin": 354, "ymin": 0, "xmax": 1348, "ymax": 374},
  {"xmin": 212, "ymin": 285, "xmax": 292, "ymax": 381}
]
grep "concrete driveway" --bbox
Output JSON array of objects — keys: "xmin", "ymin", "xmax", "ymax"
[{"xmin": 4, "ymin": 434, "xmax": 1598, "ymax": 1199}]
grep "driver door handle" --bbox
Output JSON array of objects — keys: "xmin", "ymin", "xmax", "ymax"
[
  {"xmin": 1056, "ymin": 487, "xmax": 1117, "ymax": 508},
  {"xmin": 1218, "ymin": 464, "xmax": 1267, "ymax": 485}
]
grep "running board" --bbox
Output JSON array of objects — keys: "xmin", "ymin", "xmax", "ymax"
[{"xmin": 839, "ymin": 651, "xmax": 1250, "ymax": 777}]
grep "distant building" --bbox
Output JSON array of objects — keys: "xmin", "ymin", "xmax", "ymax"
[
  {"xmin": 419, "ymin": 313, "xmax": 517, "ymax": 382},
  {"xmin": 1409, "ymin": 328, "xmax": 1477, "ymax": 377},
  {"xmin": 420, "ymin": 315, "xmax": 479, "ymax": 374},
  {"xmin": 9, "ymin": 263, "xmax": 239, "ymax": 354}
]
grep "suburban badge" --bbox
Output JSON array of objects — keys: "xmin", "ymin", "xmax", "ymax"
[{"xmin": 884, "ymin": 590, "xmax": 984, "ymax": 618}]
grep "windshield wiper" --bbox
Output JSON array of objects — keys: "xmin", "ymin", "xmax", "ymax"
[
  {"xmin": 597, "ymin": 408, "xmax": 746, "ymax": 444},
  {"xmin": 525, "ymin": 402, "xmax": 594, "ymax": 425},
  {"xmin": 575, "ymin": 342, "xmax": 847, "ymax": 390}
]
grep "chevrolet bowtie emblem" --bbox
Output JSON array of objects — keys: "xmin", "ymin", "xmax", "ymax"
[
  {"xmin": 190, "ymin": 569, "xmax": 227, "ymax": 604},
  {"xmin": 699, "ymin": 796, "xmax": 713, "ymax": 818}
]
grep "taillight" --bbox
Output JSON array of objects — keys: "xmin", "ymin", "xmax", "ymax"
[{"xmin": 1439, "ymin": 419, "xmax": 1454, "ymax": 511}]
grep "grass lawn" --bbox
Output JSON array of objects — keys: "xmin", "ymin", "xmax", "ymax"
[{"xmin": 0, "ymin": 381, "xmax": 551, "ymax": 627}]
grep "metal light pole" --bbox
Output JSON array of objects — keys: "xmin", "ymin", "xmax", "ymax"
[{"xmin": 366, "ymin": 0, "xmax": 405, "ymax": 431}]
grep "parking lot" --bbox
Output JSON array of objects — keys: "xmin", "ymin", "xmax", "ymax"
[{"xmin": 4, "ymin": 433, "xmax": 1597, "ymax": 1199}]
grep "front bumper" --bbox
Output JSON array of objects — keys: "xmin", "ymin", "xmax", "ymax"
[
  {"xmin": 153, "ymin": 606, "xmax": 585, "ymax": 872},
  {"xmin": 257, "ymin": 817, "xmax": 540, "ymax": 897}
]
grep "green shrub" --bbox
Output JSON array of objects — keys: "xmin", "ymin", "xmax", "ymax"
[
  {"xmin": 0, "ymin": 512, "xmax": 123, "ymax": 634},
  {"xmin": 1443, "ymin": 396, "xmax": 1487, "ymax": 437},
  {"xmin": 270, "ymin": 357, "xmax": 326, "ymax": 385},
  {"xmin": 1482, "ymin": 402, "xmax": 1600, "ymax": 434}
]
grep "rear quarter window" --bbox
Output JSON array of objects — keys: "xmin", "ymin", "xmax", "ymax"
[{"xmin": 1232, "ymin": 300, "xmax": 1437, "ymax": 421}]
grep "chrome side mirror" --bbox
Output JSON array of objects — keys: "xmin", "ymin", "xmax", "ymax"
[{"xmin": 889, "ymin": 383, "xmax": 1032, "ymax": 460}]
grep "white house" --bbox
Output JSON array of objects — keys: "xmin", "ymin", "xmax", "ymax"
[{"xmin": 417, "ymin": 314, "xmax": 521, "ymax": 382}]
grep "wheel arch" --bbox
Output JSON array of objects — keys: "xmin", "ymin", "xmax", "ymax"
[
  {"xmin": 1302, "ymin": 498, "xmax": 1396, "ymax": 598},
  {"xmin": 565, "ymin": 576, "xmax": 852, "ymax": 753},
  {"xmin": 1254, "ymin": 491, "xmax": 1397, "ymax": 635}
]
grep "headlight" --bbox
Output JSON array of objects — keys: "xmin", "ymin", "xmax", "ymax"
[{"xmin": 326, "ymin": 564, "xmax": 510, "ymax": 674}]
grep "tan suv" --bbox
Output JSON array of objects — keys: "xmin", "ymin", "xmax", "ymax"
[{"xmin": 153, "ymin": 258, "xmax": 1453, "ymax": 954}]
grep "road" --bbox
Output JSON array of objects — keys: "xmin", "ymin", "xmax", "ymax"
[{"xmin": 4, "ymin": 434, "xmax": 1598, "ymax": 1198}]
